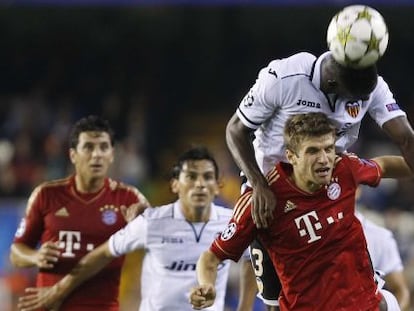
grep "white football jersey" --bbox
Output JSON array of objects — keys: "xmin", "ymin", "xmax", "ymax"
[
  {"xmin": 356, "ymin": 212, "xmax": 404, "ymax": 275},
  {"xmin": 108, "ymin": 201, "xmax": 233, "ymax": 311},
  {"xmin": 237, "ymin": 51, "xmax": 406, "ymax": 175}
]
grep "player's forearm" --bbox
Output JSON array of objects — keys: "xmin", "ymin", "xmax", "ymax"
[
  {"xmin": 399, "ymin": 138, "xmax": 414, "ymax": 174},
  {"xmin": 226, "ymin": 114, "xmax": 267, "ymax": 186},
  {"xmin": 196, "ymin": 250, "xmax": 220, "ymax": 287},
  {"xmin": 55, "ymin": 242, "xmax": 114, "ymax": 299},
  {"xmin": 384, "ymin": 272, "xmax": 411, "ymax": 311},
  {"xmin": 373, "ymin": 156, "xmax": 413, "ymax": 178},
  {"xmin": 9, "ymin": 243, "xmax": 38, "ymax": 268},
  {"xmin": 236, "ymin": 260, "xmax": 258, "ymax": 311},
  {"xmin": 382, "ymin": 116, "xmax": 414, "ymax": 173}
]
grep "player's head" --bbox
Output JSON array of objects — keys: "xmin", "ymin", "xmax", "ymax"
[
  {"xmin": 69, "ymin": 115, "xmax": 115, "ymax": 148},
  {"xmin": 324, "ymin": 54, "xmax": 378, "ymax": 100},
  {"xmin": 170, "ymin": 146, "xmax": 220, "ymax": 215},
  {"xmin": 69, "ymin": 115, "xmax": 115, "ymax": 181},
  {"xmin": 284, "ymin": 113, "xmax": 336, "ymax": 191}
]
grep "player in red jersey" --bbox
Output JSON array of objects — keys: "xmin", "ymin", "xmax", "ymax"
[
  {"xmin": 10, "ymin": 115, "xmax": 148, "ymax": 311},
  {"xmin": 190, "ymin": 112, "xmax": 412, "ymax": 311}
]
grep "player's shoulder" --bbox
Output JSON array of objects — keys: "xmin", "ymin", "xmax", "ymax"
[
  {"xmin": 107, "ymin": 178, "xmax": 138, "ymax": 193},
  {"xmin": 34, "ymin": 177, "xmax": 71, "ymax": 194},
  {"xmin": 211, "ymin": 203, "xmax": 233, "ymax": 219},
  {"xmin": 142, "ymin": 202, "xmax": 175, "ymax": 220},
  {"xmin": 107, "ymin": 178, "xmax": 148, "ymax": 198},
  {"xmin": 265, "ymin": 51, "xmax": 317, "ymax": 78},
  {"xmin": 25, "ymin": 177, "xmax": 71, "ymax": 212}
]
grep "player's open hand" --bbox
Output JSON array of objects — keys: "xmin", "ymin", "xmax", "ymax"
[
  {"xmin": 189, "ymin": 284, "xmax": 216, "ymax": 310},
  {"xmin": 251, "ymin": 184, "xmax": 276, "ymax": 228},
  {"xmin": 35, "ymin": 241, "xmax": 61, "ymax": 269},
  {"xmin": 18, "ymin": 286, "xmax": 62, "ymax": 311},
  {"xmin": 120, "ymin": 201, "xmax": 150, "ymax": 223}
]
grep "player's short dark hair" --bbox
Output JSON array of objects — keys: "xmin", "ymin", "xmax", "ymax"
[
  {"xmin": 284, "ymin": 112, "xmax": 336, "ymax": 152},
  {"xmin": 334, "ymin": 59, "xmax": 378, "ymax": 97},
  {"xmin": 171, "ymin": 146, "xmax": 219, "ymax": 180},
  {"xmin": 69, "ymin": 115, "xmax": 115, "ymax": 148}
]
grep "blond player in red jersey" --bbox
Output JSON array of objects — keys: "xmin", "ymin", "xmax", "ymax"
[
  {"xmin": 190, "ymin": 112, "xmax": 412, "ymax": 311},
  {"xmin": 10, "ymin": 115, "xmax": 148, "ymax": 311}
]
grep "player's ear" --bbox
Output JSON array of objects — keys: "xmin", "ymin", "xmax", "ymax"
[
  {"xmin": 285, "ymin": 149, "xmax": 297, "ymax": 165},
  {"xmin": 170, "ymin": 178, "xmax": 179, "ymax": 194},
  {"xmin": 69, "ymin": 148, "xmax": 76, "ymax": 164}
]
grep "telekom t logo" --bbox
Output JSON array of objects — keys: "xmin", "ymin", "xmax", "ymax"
[
  {"xmin": 58, "ymin": 230, "xmax": 95, "ymax": 257},
  {"xmin": 294, "ymin": 211, "xmax": 322, "ymax": 243}
]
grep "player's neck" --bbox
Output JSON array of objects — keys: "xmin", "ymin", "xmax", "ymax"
[
  {"xmin": 290, "ymin": 173, "xmax": 322, "ymax": 193},
  {"xmin": 181, "ymin": 204, "xmax": 211, "ymax": 223},
  {"xmin": 320, "ymin": 56, "xmax": 337, "ymax": 94},
  {"xmin": 74, "ymin": 174, "xmax": 105, "ymax": 193}
]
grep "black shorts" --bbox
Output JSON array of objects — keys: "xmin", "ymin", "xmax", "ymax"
[{"xmin": 250, "ymin": 239, "xmax": 281, "ymax": 306}]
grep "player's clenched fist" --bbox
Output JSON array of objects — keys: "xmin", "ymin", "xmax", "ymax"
[{"xmin": 189, "ymin": 284, "xmax": 216, "ymax": 310}]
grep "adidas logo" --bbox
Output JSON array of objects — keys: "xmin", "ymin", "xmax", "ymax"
[
  {"xmin": 55, "ymin": 207, "xmax": 69, "ymax": 217},
  {"xmin": 284, "ymin": 200, "xmax": 297, "ymax": 213}
]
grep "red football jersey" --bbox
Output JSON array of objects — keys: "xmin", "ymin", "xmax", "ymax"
[
  {"xmin": 211, "ymin": 155, "xmax": 382, "ymax": 311},
  {"xmin": 14, "ymin": 175, "xmax": 143, "ymax": 311}
]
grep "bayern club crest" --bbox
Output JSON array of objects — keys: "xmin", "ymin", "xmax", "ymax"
[
  {"xmin": 327, "ymin": 182, "xmax": 341, "ymax": 200},
  {"xmin": 100, "ymin": 206, "xmax": 118, "ymax": 225}
]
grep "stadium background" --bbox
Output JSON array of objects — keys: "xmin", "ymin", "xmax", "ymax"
[{"xmin": 0, "ymin": 2, "xmax": 414, "ymax": 310}]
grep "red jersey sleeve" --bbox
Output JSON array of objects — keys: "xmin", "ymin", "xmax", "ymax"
[
  {"xmin": 344, "ymin": 155, "xmax": 382, "ymax": 187},
  {"xmin": 13, "ymin": 185, "xmax": 47, "ymax": 247},
  {"xmin": 210, "ymin": 191, "xmax": 258, "ymax": 262}
]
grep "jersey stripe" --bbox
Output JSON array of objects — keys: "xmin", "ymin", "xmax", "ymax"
[
  {"xmin": 233, "ymin": 192, "xmax": 251, "ymax": 223},
  {"xmin": 266, "ymin": 167, "xmax": 280, "ymax": 185}
]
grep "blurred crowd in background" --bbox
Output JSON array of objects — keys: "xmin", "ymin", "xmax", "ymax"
[{"xmin": 1, "ymin": 4, "xmax": 414, "ymax": 310}]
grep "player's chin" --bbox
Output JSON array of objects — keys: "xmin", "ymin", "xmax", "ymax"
[{"xmin": 314, "ymin": 175, "xmax": 331, "ymax": 185}]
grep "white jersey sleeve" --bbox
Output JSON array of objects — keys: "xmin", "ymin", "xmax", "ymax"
[
  {"xmin": 236, "ymin": 52, "xmax": 316, "ymax": 130},
  {"xmin": 368, "ymin": 76, "xmax": 406, "ymax": 127},
  {"xmin": 236, "ymin": 60, "xmax": 283, "ymax": 130},
  {"xmin": 108, "ymin": 214, "xmax": 147, "ymax": 257}
]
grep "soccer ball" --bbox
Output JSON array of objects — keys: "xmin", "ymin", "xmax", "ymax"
[{"xmin": 327, "ymin": 5, "xmax": 389, "ymax": 69}]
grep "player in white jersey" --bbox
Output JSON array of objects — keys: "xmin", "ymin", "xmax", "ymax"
[
  {"xmin": 226, "ymin": 51, "xmax": 414, "ymax": 310},
  {"xmin": 17, "ymin": 146, "xmax": 242, "ymax": 311}
]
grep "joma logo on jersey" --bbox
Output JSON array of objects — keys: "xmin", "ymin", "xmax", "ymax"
[
  {"xmin": 165, "ymin": 260, "xmax": 196, "ymax": 271},
  {"xmin": 161, "ymin": 237, "xmax": 184, "ymax": 244},
  {"xmin": 296, "ymin": 99, "xmax": 321, "ymax": 109},
  {"xmin": 295, "ymin": 210, "xmax": 344, "ymax": 244},
  {"xmin": 165, "ymin": 260, "xmax": 226, "ymax": 271}
]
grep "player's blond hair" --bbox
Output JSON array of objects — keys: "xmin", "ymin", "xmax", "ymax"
[{"xmin": 284, "ymin": 112, "xmax": 336, "ymax": 153}]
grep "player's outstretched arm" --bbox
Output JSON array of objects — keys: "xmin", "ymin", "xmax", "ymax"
[
  {"xmin": 190, "ymin": 250, "xmax": 221, "ymax": 310},
  {"xmin": 372, "ymin": 156, "xmax": 413, "ymax": 178},
  {"xmin": 18, "ymin": 241, "xmax": 114, "ymax": 311},
  {"xmin": 382, "ymin": 116, "xmax": 414, "ymax": 173},
  {"xmin": 226, "ymin": 113, "xmax": 276, "ymax": 228}
]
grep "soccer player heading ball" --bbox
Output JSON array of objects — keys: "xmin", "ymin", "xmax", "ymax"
[
  {"xmin": 327, "ymin": 5, "xmax": 389, "ymax": 69},
  {"xmin": 225, "ymin": 4, "xmax": 414, "ymax": 311}
]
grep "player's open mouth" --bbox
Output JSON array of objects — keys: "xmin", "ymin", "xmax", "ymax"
[
  {"xmin": 315, "ymin": 167, "xmax": 330, "ymax": 177},
  {"xmin": 90, "ymin": 164, "xmax": 103, "ymax": 169}
]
